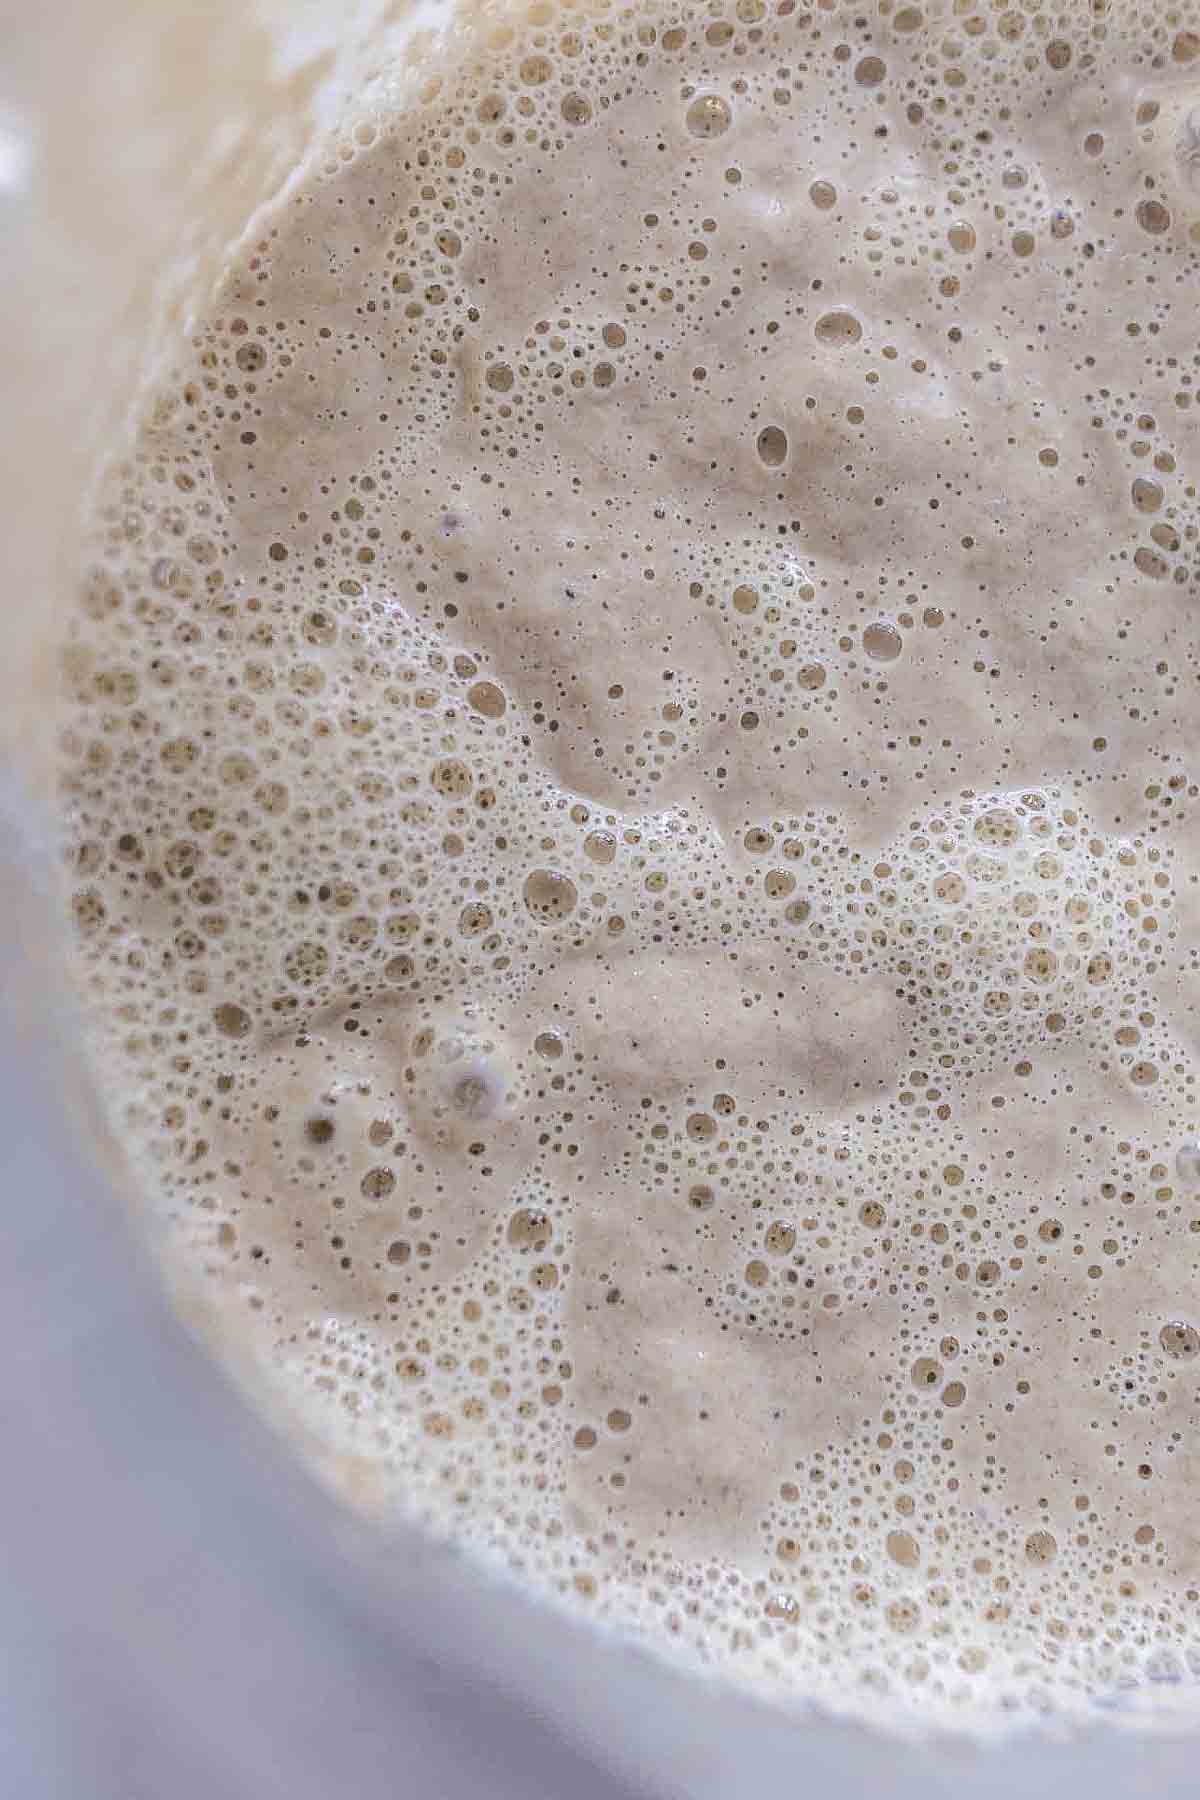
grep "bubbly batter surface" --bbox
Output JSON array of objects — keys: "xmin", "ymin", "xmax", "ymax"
[{"xmin": 60, "ymin": 0, "xmax": 1200, "ymax": 1729}]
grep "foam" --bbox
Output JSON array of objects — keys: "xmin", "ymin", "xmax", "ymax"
[{"xmin": 59, "ymin": 0, "xmax": 1200, "ymax": 1735}]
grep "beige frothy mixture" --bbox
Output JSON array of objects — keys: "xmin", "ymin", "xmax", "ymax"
[{"xmin": 58, "ymin": 0, "xmax": 1200, "ymax": 1732}]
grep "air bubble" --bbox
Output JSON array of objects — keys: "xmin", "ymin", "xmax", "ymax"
[
  {"xmin": 1136, "ymin": 198, "xmax": 1171, "ymax": 236},
  {"xmin": 1160, "ymin": 1321, "xmax": 1200, "ymax": 1359},
  {"xmin": 686, "ymin": 94, "xmax": 732, "ymax": 137},
  {"xmin": 468, "ymin": 680, "xmax": 507, "ymax": 717},
  {"xmin": 523, "ymin": 869, "xmax": 579, "ymax": 922},
  {"xmin": 863, "ymin": 621, "xmax": 902, "ymax": 661},
  {"xmin": 756, "ymin": 426, "xmax": 788, "ymax": 466},
  {"xmin": 815, "ymin": 310, "xmax": 863, "ymax": 346}
]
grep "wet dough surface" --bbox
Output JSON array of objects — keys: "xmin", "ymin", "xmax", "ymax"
[{"xmin": 60, "ymin": 0, "xmax": 1200, "ymax": 1731}]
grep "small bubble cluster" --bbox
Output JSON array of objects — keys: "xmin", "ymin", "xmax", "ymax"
[{"xmin": 59, "ymin": 0, "xmax": 1200, "ymax": 1737}]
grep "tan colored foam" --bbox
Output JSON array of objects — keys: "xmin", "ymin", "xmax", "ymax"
[{"xmin": 59, "ymin": 0, "xmax": 1200, "ymax": 1733}]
